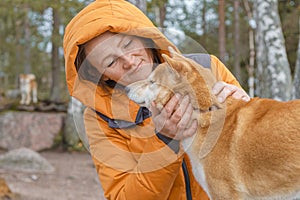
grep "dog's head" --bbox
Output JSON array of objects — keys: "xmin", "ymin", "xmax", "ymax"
[
  {"xmin": 126, "ymin": 48, "xmax": 221, "ymax": 111},
  {"xmin": 19, "ymin": 74, "xmax": 36, "ymax": 84},
  {"xmin": 126, "ymin": 60, "xmax": 181, "ymax": 110}
]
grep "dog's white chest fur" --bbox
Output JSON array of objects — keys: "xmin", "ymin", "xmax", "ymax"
[{"xmin": 182, "ymin": 138, "xmax": 211, "ymax": 199}]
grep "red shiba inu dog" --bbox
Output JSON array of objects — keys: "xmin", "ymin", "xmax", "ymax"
[
  {"xmin": 126, "ymin": 47, "xmax": 300, "ymax": 199},
  {"xmin": 19, "ymin": 73, "xmax": 38, "ymax": 105}
]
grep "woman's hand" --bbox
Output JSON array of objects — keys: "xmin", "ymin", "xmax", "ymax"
[
  {"xmin": 150, "ymin": 94, "xmax": 198, "ymax": 141},
  {"xmin": 149, "ymin": 82, "xmax": 249, "ymax": 140},
  {"xmin": 212, "ymin": 81, "xmax": 250, "ymax": 103}
]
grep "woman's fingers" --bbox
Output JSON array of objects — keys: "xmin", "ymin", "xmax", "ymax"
[
  {"xmin": 150, "ymin": 94, "xmax": 181, "ymax": 134},
  {"xmin": 212, "ymin": 81, "xmax": 250, "ymax": 103},
  {"xmin": 151, "ymin": 94, "xmax": 198, "ymax": 140},
  {"xmin": 170, "ymin": 95, "xmax": 189, "ymax": 124},
  {"xmin": 176, "ymin": 99, "xmax": 193, "ymax": 130},
  {"xmin": 162, "ymin": 93, "xmax": 181, "ymax": 118},
  {"xmin": 179, "ymin": 120, "xmax": 198, "ymax": 140}
]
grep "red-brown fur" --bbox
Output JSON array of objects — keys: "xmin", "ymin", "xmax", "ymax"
[{"xmin": 127, "ymin": 49, "xmax": 300, "ymax": 199}]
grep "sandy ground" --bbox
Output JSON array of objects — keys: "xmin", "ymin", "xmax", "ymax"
[{"xmin": 1, "ymin": 150, "xmax": 106, "ymax": 200}]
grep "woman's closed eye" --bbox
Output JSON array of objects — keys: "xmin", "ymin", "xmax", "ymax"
[
  {"xmin": 123, "ymin": 39, "xmax": 133, "ymax": 49},
  {"xmin": 106, "ymin": 58, "xmax": 117, "ymax": 68}
]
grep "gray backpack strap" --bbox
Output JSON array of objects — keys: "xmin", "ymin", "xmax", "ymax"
[{"xmin": 183, "ymin": 53, "xmax": 211, "ymax": 69}]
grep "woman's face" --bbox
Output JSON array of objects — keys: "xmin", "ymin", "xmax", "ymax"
[{"xmin": 84, "ymin": 31, "xmax": 154, "ymax": 86}]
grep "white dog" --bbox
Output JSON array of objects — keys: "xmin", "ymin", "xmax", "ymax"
[{"xmin": 19, "ymin": 73, "xmax": 38, "ymax": 105}]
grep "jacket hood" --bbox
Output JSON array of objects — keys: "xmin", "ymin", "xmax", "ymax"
[{"xmin": 63, "ymin": 0, "xmax": 178, "ymax": 120}]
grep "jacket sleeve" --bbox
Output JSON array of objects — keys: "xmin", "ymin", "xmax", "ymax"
[
  {"xmin": 210, "ymin": 55, "xmax": 242, "ymax": 88},
  {"xmin": 83, "ymin": 108, "xmax": 185, "ymax": 200}
]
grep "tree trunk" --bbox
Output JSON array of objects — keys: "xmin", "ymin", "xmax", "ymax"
[
  {"xmin": 243, "ymin": 0, "xmax": 256, "ymax": 98},
  {"xmin": 218, "ymin": 0, "xmax": 226, "ymax": 63},
  {"xmin": 293, "ymin": 17, "xmax": 300, "ymax": 99},
  {"xmin": 254, "ymin": 0, "xmax": 292, "ymax": 101},
  {"xmin": 233, "ymin": 0, "xmax": 241, "ymax": 81},
  {"xmin": 127, "ymin": 0, "xmax": 147, "ymax": 14},
  {"xmin": 15, "ymin": 18, "xmax": 22, "ymax": 75},
  {"xmin": 201, "ymin": 0, "xmax": 207, "ymax": 48},
  {"xmin": 159, "ymin": 2, "xmax": 166, "ymax": 28},
  {"xmin": 50, "ymin": 6, "xmax": 61, "ymax": 102},
  {"xmin": 24, "ymin": 4, "xmax": 31, "ymax": 74},
  {"xmin": 153, "ymin": 0, "xmax": 167, "ymax": 31}
]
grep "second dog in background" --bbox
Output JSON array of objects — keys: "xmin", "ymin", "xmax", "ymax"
[{"xmin": 19, "ymin": 73, "xmax": 38, "ymax": 105}]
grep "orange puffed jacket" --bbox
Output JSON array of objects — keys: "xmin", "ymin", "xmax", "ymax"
[{"xmin": 63, "ymin": 0, "xmax": 241, "ymax": 199}]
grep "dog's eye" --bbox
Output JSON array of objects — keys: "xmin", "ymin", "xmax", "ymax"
[{"xmin": 149, "ymin": 80, "xmax": 155, "ymax": 84}]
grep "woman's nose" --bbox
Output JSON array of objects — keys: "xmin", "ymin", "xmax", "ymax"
[{"xmin": 121, "ymin": 53, "xmax": 135, "ymax": 68}]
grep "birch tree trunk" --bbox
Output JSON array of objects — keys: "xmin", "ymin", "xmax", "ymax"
[
  {"xmin": 254, "ymin": 0, "xmax": 292, "ymax": 101},
  {"xmin": 293, "ymin": 17, "xmax": 300, "ymax": 99}
]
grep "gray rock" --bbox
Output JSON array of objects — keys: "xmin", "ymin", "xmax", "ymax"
[
  {"xmin": 0, "ymin": 148, "xmax": 54, "ymax": 173},
  {"xmin": 63, "ymin": 97, "xmax": 90, "ymax": 151}
]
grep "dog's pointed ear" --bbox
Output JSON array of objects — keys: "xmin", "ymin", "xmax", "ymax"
[
  {"xmin": 161, "ymin": 53, "xmax": 181, "ymax": 79},
  {"xmin": 162, "ymin": 53, "xmax": 184, "ymax": 73},
  {"xmin": 168, "ymin": 46, "xmax": 184, "ymax": 60},
  {"xmin": 168, "ymin": 46, "xmax": 177, "ymax": 57}
]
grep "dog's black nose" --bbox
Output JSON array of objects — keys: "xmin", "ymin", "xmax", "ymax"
[{"xmin": 124, "ymin": 86, "xmax": 130, "ymax": 94}]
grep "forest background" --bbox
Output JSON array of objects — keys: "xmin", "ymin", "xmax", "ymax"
[{"xmin": 0, "ymin": 0, "xmax": 299, "ymax": 105}]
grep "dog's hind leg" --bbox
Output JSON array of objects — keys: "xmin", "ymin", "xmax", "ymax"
[{"xmin": 32, "ymin": 82, "xmax": 38, "ymax": 103}]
